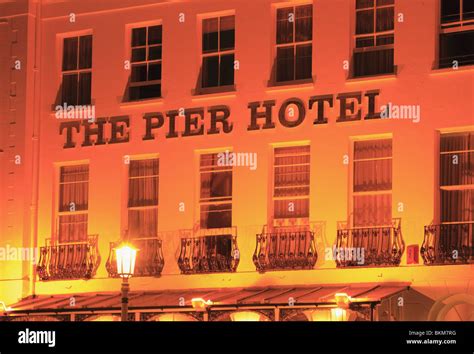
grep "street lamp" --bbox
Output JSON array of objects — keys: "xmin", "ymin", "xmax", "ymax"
[{"xmin": 115, "ymin": 243, "xmax": 137, "ymax": 321}]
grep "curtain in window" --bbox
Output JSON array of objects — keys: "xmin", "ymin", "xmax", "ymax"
[
  {"xmin": 295, "ymin": 5, "xmax": 312, "ymax": 42},
  {"xmin": 353, "ymin": 194, "xmax": 392, "ymax": 227},
  {"xmin": 59, "ymin": 165, "xmax": 89, "ymax": 212},
  {"xmin": 58, "ymin": 214, "xmax": 88, "ymax": 243},
  {"xmin": 128, "ymin": 208, "xmax": 158, "ymax": 238},
  {"xmin": 200, "ymin": 203, "xmax": 232, "ymax": 229},
  {"xmin": 441, "ymin": 190, "xmax": 474, "ymax": 223},
  {"xmin": 78, "ymin": 35, "xmax": 92, "ymax": 69},
  {"xmin": 128, "ymin": 159, "xmax": 159, "ymax": 208},
  {"xmin": 274, "ymin": 146, "xmax": 310, "ymax": 219},
  {"xmin": 353, "ymin": 139, "xmax": 392, "ymax": 192}
]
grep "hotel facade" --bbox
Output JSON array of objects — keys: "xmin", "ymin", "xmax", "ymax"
[{"xmin": 0, "ymin": 0, "xmax": 473, "ymax": 322}]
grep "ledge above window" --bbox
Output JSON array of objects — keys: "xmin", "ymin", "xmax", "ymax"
[
  {"xmin": 119, "ymin": 96, "xmax": 164, "ymax": 109},
  {"xmin": 266, "ymin": 78, "xmax": 315, "ymax": 93},
  {"xmin": 192, "ymin": 84, "xmax": 236, "ymax": 100}
]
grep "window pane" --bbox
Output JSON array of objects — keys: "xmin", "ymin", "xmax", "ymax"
[
  {"xmin": 356, "ymin": 36, "xmax": 375, "ymax": 48},
  {"xmin": 440, "ymin": 152, "xmax": 474, "ymax": 186},
  {"xmin": 276, "ymin": 46, "xmax": 294, "ymax": 82},
  {"xmin": 295, "ymin": 5, "xmax": 313, "ymax": 42},
  {"xmin": 441, "ymin": 190, "xmax": 474, "ymax": 222},
  {"xmin": 295, "ymin": 44, "xmax": 312, "ymax": 80},
  {"xmin": 59, "ymin": 165, "xmax": 89, "ymax": 211},
  {"xmin": 148, "ymin": 62, "xmax": 162, "ymax": 81},
  {"xmin": 200, "ymin": 171, "xmax": 233, "ymax": 199},
  {"xmin": 376, "ymin": 7, "xmax": 394, "ymax": 32},
  {"xmin": 148, "ymin": 45, "xmax": 162, "ymax": 60},
  {"xmin": 441, "ymin": 0, "xmax": 460, "ymax": 23},
  {"xmin": 128, "ymin": 208, "xmax": 158, "ymax": 238},
  {"xmin": 220, "ymin": 54, "xmax": 234, "ymax": 86},
  {"xmin": 148, "ymin": 25, "xmax": 162, "ymax": 45},
  {"xmin": 131, "ymin": 48, "xmax": 146, "ymax": 62},
  {"xmin": 274, "ymin": 199, "xmax": 309, "ymax": 218},
  {"xmin": 61, "ymin": 73, "xmax": 78, "ymax": 105},
  {"xmin": 356, "ymin": 9, "xmax": 374, "ymax": 35},
  {"xmin": 78, "ymin": 72, "xmax": 91, "ymax": 105},
  {"xmin": 440, "ymin": 132, "xmax": 473, "ymax": 152},
  {"xmin": 277, "ymin": 7, "xmax": 294, "ymax": 44},
  {"xmin": 220, "ymin": 15, "xmax": 235, "ymax": 50},
  {"xmin": 353, "ymin": 47, "xmax": 394, "ymax": 76},
  {"xmin": 132, "ymin": 27, "xmax": 146, "ymax": 46},
  {"xmin": 439, "ymin": 30, "xmax": 474, "ymax": 68},
  {"xmin": 354, "ymin": 159, "xmax": 392, "ymax": 192},
  {"xmin": 356, "ymin": 0, "xmax": 374, "ymax": 9},
  {"xmin": 78, "ymin": 35, "xmax": 92, "ymax": 69},
  {"xmin": 202, "ymin": 55, "xmax": 219, "ymax": 87},
  {"xmin": 376, "ymin": 33, "xmax": 394, "ymax": 46},
  {"xmin": 376, "ymin": 0, "xmax": 394, "ymax": 5},
  {"xmin": 464, "ymin": 0, "xmax": 474, "ymax": 20},
  {"xmin": 131, "ymin": 64, "xmax": 147, "ymax": 82},
  {"xmin": 130, "ymin": 84, "xmax": 161, "ymax": 100},
  {"xmin": 62, "ymin": 37, "xmax": 78, "ymax": 71},
  {"xmin": 353, "ymin": 194, "xmax": 392, "ymax": 227},
  {"xmin": 203, "ymin": 18, "xmax": 219, "ymax": 53},
  {"xmin": 58, "ymin": 214, "xmax": 88, "ymax": 243},
  {"xmin": 354, "ymin": 139, "xmax": 392, "ymax": 159},
  {"xmin": 200, "ymin": 203, "xmax": 232, "ymax": 228}
]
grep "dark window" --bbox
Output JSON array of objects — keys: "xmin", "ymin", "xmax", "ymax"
[
  {"xmin": 275, "ymin": 5, "xmax": 312, "ymax": 82},
  {"xmin": 353, "ymin": 0, "xmax": 395, "ymax": 77},
  {"xmin": 200, "ymin": 153, "xmax": 232, "ymax": 229},
  {"xmin": 439, "ymin": 0, "xmax": 474, "ymax": 68},
  {"xmin": 129, "ymin": 25, "xmax": 162, "ymax": 100},
  {"xmin": 61, "ymin": 35, "xmax": 92, "ymax": 105},
  {"xmin": 201, "ymin": 15, "xmax": 235, "ymax": 89}
]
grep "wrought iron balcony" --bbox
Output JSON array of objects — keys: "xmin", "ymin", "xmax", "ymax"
[
  {"xmin": 253, "ymin": 225, "xmax": 318, "ymax": 272},
  {"xmin": 36, "ymin": 235, "xmax": 100, "ymax": 281},
  {"xmin": 106, "ymin": 236, "xmax": 164, "ymax": 277},
  {"xmin": 421, "ymin": 222, "xmax": 473, "ymax": 265},
  {"xmin": 335, "ymin": 218, "xmax": 404, "ymax": 267},
  {"xmin": 178, "ymin": 227, "xmax": 239, "ymax": 274}
]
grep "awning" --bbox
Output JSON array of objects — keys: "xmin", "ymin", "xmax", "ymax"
[{"xmin": 4, "ymin": 283, "xmax": 409, "ymax": 315}]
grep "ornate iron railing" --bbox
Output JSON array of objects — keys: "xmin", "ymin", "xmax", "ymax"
[
  {"xmin": 106, "ymin": 236, "xmax": 164, "ymax": 277},
  {"xmin": 178, "ymin": 227, "xmax": 239, "ymax": 274},
  {"xmin": 253, "ymin": 225, "xmax": 317, "ymax": 272},
  {"xmin": 36, "ymin": 235, "xmax": 100, "ymax": 281},
  {"xmin": 335, "ymin": 218, "xmax": 404, "ymax": 267},
  {"xmin": 421, "ymin": 222, "xmax": 473, "ymax": 265}
]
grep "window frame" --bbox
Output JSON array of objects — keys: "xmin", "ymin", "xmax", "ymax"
[
  {"xmin": 126, "ymin": 157, "xmax": 160, "ymax": 239},
  {"xmin": 271, "ymin": 3, "xmax": 314, "ymax": 85},
  {"xmin": 55, "ymin": 162, "xmax": 90, "ymax": 244},
  {"xmin": 197, "ymin": 12, "xmax": 236, "ymax": 95},
  {"xmin": 127, "ymin": 22, "xmax": 163, "ymax": 101},
  {"xmin": 350, "ymin": 137, "xmax": 393, "ymax": 228},
  {"xmin": 59, "ymin": 32, "xmax": 93, "ymax": 106}
]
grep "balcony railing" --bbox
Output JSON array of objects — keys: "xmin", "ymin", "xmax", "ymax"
[
  {"xmin": 421, "ymin": 222, "xmax": 473, "ymax": 265},
  {"xmin": 178, "ymin": 227, "xmax": 239, "ymax": 274},
  {"xmin": 36, "ymin": 235, "xmax": 100, "ymax": 281},
  {"xmin": 335, "ymin": 218, "xmax": 404, "ymax": 267},
  {"xmin": 253, "ymin": 225, "xmax": 318, "ymax": 272},
  {"xmin": 106, "ymin": 236, "xmax": 164, "ymax": 277}
]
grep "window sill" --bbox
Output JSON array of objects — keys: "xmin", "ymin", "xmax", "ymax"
[
  {"xmin": 191, "ymin": 85, "xmax": 237, "ymax": 101},
  {"xmin": 119, "ymin": 97, "xmax": 164, "ymax": 108},
  {"xmin": 430, "ymin": 64, "xmax": 474, "ymax": 75},
  {"xmin": 266, "ymin": 78, "xmax": 315, "ymax": 93},
  {"xmin": 346, "ymin": 72, "xmax": 397, "ymax": 83}
]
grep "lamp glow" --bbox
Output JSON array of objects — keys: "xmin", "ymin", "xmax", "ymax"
[{"xmin": 115, "ymin": 244, "xmax": 137, "ymax": 279}]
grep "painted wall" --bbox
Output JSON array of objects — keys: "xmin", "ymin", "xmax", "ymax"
[{"xmin": 0, "ymin": 0, "xmax": 473, "ymax": 317}]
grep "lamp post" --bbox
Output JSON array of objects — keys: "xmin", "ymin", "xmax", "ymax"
[{"xmin": 115, "ymin": 244, "xmax": 137, "ymax": 321}]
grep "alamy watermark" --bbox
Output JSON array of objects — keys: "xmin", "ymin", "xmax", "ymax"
[
  {"xmin": 0, "ymin": 244, "xmax": 39, "ymax": 264},
  {"xmin": 55, "ymin": 103, "xmax": 95, "ymax": 123},
  {"xmin": 325, "ymin": 246, "xmax": 365, "ymax": 265},
  {"xmin": 380, "ymin": 102, "xmax": 421, "ymax": 123},
  {"xmin": 217, "ymin": 150, "xmax": 257, "ymax": 171}
]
